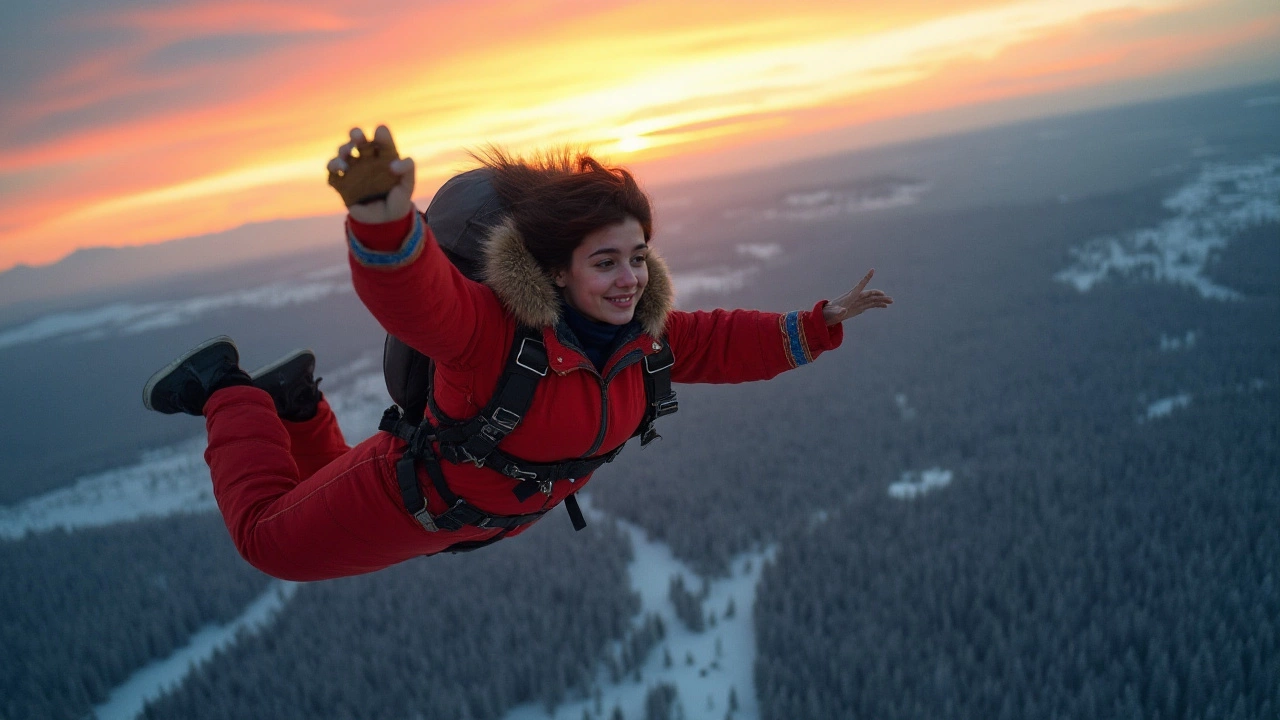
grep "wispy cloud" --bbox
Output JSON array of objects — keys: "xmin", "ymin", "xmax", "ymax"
[{"xmin": 1, "ymin": 0, "xmax": 1274, "ymax": 271}]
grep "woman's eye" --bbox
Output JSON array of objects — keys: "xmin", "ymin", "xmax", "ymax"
[
  {"xmin": 631, "ymin": 255, "xmax": 647, "ymax": 265},
  {"xmin": 596, "ymin": 259, "xmax": 614, "ymax": 269}
]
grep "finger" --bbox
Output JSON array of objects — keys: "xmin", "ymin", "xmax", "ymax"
[
  {"xmin": 389, "ymin": 157, "xmax": 415, "ymax": 176},
  {"xmin": 373, "ymin": 124, "xmax": 397, "ymax": 155},
  {"xmin": 852, "ymin": 269, "xmax": 874, "ymax": 295},
  {"xmin": 327, "ymin": 157, "xmax": 348, "ymax": 173},
  {"xmin": 348, "ymin": 127, "xmax": 366, "ymax": 144},
  {"xmin": 337, "ymin": 140, "xmax": 355, "ymax": 161}
]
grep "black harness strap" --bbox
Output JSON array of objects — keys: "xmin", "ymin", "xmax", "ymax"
[
  {"xmin": 381, "ymin": 406, "xmax": 551, "ymax": 534},
  {"xmin": 380, "ymin": 331, "xmax": 678, "ymax": 538},
  {"xmin": 639, "ymin": 343, "xmax": 679, "ymax": 445},
  {"xmin": 435, "ymin": 328, "xmax": 547, "ymax": 466}
]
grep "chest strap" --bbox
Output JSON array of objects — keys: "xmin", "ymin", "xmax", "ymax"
[
  {"xmin": 384, "ymin": 329, "xmax": 678, "ymax": 537},
  {"xmin": 638, "ymin": 343, "xmax": 678, "ymax": 445},
  {"xmin": 381, "ymin": 406, "xmax": 556, "ymax": 533},
  {"xmin": 433, "ymin": 328, "xmax": 547, "ymax": 466}
]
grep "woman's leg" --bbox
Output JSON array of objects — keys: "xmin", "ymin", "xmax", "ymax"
[
  {"xmin": 203, "ymin": 386, "xmax": 496, "ymax": 581},
  {"xmin": 280, "ymin": 398, "xmax": 351, "ymax": 480}
]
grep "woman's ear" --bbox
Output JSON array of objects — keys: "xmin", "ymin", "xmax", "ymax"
[{"xmin": 553, "ymin": 270, "xmax": 568, "ymax": 288}]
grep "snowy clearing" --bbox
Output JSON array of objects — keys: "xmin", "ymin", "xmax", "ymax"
[
  {"xmin": 0, "ymin": 274, "xmax": 353, "ymax": 350},
  {"xmin": 91, "ymin": 581, "xmax": 300, "ymax": 720},
  {"xmin": 1142, "ymin": 393, "xmax": 1193, "ymax": 422},
  {"xmin": 0, "ymin": 360, "xmax": 389, "ymax": 540},
  {"xmin": 724, "ymin": 180, "xmax": 927, "ymax": 223},
  {"xmin": 1055, "ymin": 155, "xmax": 1280, "ymax": 299},
  {"xmin": 735, "ymin": 243, "xmax": 783, "ymax": 261},
  {"xmin": 888, "ymin": 468, "xmax": 954, "ymax": 500},
  {"xmin": 504, "ymin": 501, "xmax": 774, "ymax": 720},
  {"xmin": 671, "ymin": 268, "xmax": 759, "ymax": 302},
  {"xmin": 1159, "ymin": 331, "xmax": 1198, "ymax": 352},
  {"xmin": 894, "ymin": 392, "xmax": 917, "ymax": 421}
]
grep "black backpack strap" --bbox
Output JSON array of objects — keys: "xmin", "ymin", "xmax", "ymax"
[
  {"xmin": 380, "ymin": 405, "xmax": 550, "ymax": 534},
  {"xmin": 436, "ymin": 326, "xmax": 547, "ymax": 466},
  {"xmin": 638, "ymin": 341, "xmax": 679, "ymax": 446},
  {"xmin": 490, "ymin": 444, "xmax": 626, "ymax": 501}
]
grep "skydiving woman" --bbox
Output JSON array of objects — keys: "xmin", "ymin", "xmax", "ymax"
[{"xmin": 142, "ymin": 125, "xmax": 892, "ymax": 581}]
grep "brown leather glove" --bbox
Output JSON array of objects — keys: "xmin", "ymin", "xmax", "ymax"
[{"xmin": 328, "ymin": 136, "xmax": 401, "ymax": 207}]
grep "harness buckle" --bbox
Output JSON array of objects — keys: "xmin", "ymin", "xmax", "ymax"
[
  {"xmin": 491, "ymin": 407, "xmax": 521, "ymax": 430},
  {"xmin": 502, "ymin": 464, "xmax": 539, "ymax": 482},
  {"xmin": 458, "ymin": 445, "xmax": 486, "ymax": 468},
  {"xmin": 411, "ymin": 506, "xmax": 439, "ymax": 532},
  {"xmin": 433, "ymin": 499, "xmax": 469, "ymax": 532},
  {"xmin": 653, "ymin": 395, "xmax": 679, "ymax": 417},
  {"xmin": 515, "ymin": 337, "xmax": 549, "ymax": 376},
  {"xmin": 644, "ymin": 351, "xmax": 674, "ymax": 374},
  {"xmin": 478, "ymin": 422, "xmax": 504, "ymax": 444}
]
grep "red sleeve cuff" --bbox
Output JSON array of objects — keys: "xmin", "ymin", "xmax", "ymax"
[
  {"xmin": 804, "ymin": 300, "xmax": 843, "ymax": 353},
  {"xmin": 347, "ymin": 211, "xmax": 415, "ymax": 252}
]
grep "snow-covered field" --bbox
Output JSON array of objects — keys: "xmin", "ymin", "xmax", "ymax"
[
  {"xmin": 724, "ymin": 180, "xmax": 928, "ymax": 223},
  {"xmin": 505, "ymin": 501, "xmax": 775, "ymax": 720},
  {"xmin": 4, "ymin": 355, "xmax": 780, "ymax": 720},
  {"xmin": 894, "ymin": 392, "xmax": 918, "ymax": 421},
  {"xmin": 671, "ymin": 267, "xmax": 759, "ymax": 300},
  {"xmin": 91, "ymin": 581, "xmax": 300, "ymax": 720},
  {"xmin": 0, "ymin": 265, "xmax": 352, "ymax": 350},
  {"xmin": 1159, "ymin": 331, "xmax": 1198, "ymax": 352},
  {"xmin": 1142, "ymin": 393, "xmax": 1193, "ymax": 422},
  {"xmin": 0, "ymin": 354, "xmax": 387, "ymax": 540},
  {"xmin": 1056, "ymin": 156, "xmax": 1280, "ymax": 299},
  {"xmin": 888, "ymin": 468, "xmax": 954, "ymax": 500}
]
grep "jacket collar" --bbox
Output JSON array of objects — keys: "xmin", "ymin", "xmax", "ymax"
[{"xmin": 479, "ymin": 217, "xmax": 674, "ymax": 338}]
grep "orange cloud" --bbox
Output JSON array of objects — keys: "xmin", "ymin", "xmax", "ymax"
[{"xmin": 1, "ymin": 0, "xmax": 1276, "ymax": 271}]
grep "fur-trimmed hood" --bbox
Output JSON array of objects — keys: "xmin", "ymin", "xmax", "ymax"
[{"xmin": 480, "ymin": 217, "xmax": 674, "ymax": 338}]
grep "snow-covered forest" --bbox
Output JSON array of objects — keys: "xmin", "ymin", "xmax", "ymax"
[{"xmin": 1, "ymin": 84, "xmax": 1278, "ymax": 720}]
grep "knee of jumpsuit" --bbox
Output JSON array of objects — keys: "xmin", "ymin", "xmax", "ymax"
[{"xmin": 203, "ymin": 387, "xmax": 482, "ymax": 580}]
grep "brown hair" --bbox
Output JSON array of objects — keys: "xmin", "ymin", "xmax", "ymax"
[{"xmin": 473, "ymin": 147, "xmax": 653, "ymax": 271}]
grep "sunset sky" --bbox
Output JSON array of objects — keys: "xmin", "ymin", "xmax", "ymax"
[{"xmin": 1, "ymin": 0, "xmax": 1276, "ymax": 272}]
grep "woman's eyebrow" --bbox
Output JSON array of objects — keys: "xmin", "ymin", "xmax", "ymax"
[{"xmin": 588, "ymin": 243, "xmax": 647, "ymax": 258}]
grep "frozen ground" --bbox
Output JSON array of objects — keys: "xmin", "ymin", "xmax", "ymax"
[
  {"xmin": 888, "ymin": 468, "xmax": 954, "ymax": 500},
  {"xmin": 0, "ymin": 265, "xmax": 352, "ymax": 350},
  {"xmin": 1143, "ymin": 393, "xmax": 1193, "ymax": 422},
  {"xmin": 894, "ymin": 392, "xmax": 918, "ymax": 421},
  {"xmin": 1158, "ymin": 331, "xmax": 1198, "ymax": 352},
  {"xmin": 6, "ymin": 354, "xmax": 780, "ymax": 720},
  {"xmin": 725, "ymin": 179, "xmax": 928, "ymax": 223},
  {"xmin": 504, "ymin": 500, "xmax": 775, "ymax": 720},
  {"xmin": 0, "ymin": 354, "xmax": 386, "ymax": 540},
  {"xmin": 91, "ymin": 581, "xmax": 299, "ymax": 720},
  {"xmin": 1056, "ymin": 155, "xmax": 1280, "ymax": 299}
]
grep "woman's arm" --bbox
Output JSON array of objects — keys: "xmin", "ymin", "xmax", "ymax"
[
  {"xmin": 664, "ymin": 269, "xmax": 891, "ymax": 384},
  {"xmin": 329, "ymin": 126, "xmax": 504, "ymax": 368}
]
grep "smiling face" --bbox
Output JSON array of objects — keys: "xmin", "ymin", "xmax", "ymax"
[{"xmin": 554, "ymin": 216, "xmax": 649, "ymax": 325}]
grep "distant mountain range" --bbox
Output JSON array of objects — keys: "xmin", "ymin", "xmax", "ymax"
[{"xmin": 0, "ymin": 214, "xmax": 343, "ymax": 315}]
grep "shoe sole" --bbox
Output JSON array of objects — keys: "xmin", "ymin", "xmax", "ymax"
[
  {"xmin": 142, "ymin": 335, "xmax": 238, "ymax": 412},
  {"xmin": 249, "ymin": 348, "xmax": 314, "ymax": 382}
]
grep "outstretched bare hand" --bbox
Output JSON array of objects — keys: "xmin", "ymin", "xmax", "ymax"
[
  {"xmin": 822, "ymin": 269, "xmax": 893, "ymax": 326},
  {"xmin": 326, "ymin": 125, "xmax": 416, "ymax": 224}
]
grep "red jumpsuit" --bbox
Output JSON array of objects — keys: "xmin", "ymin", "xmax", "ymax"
[{"xmin": 203, "ymin": 211, "xmax": 843, "ymax": 581}]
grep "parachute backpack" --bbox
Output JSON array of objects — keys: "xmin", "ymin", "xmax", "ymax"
[{"xmin": 377, "ymin": 168, "xmax": 679, "ymax": 549}]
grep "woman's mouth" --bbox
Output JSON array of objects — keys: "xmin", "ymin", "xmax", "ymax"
[{"xmin": 605, "ymin": 294, "xmax": 634, "ymax": 308}]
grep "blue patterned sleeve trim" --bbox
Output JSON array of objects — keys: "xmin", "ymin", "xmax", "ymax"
[
  {"xmin": 347, "ymin": 213, "xmax": 425, "ymax": 268},
  {"xmin": 783, "ymin": 310, "xmax": 812, "ymax": 367}
]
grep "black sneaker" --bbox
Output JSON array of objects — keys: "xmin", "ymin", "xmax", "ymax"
[
  {"xmin": 250, "ymin": 349, "xmax": 323, "ymax": 422},
  {"xmin": 143, "ymin": 336, "xmax": 251, "ymax": 416}
]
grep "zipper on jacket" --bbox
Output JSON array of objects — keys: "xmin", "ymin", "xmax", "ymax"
[{"xmin": 532, "ymin": 327, "xmax": 645, "ymax": 507}]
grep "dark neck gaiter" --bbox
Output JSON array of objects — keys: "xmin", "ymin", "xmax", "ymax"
[{"xmin": 561, "ymin": 301, "xmax": 626, "ymax": 371}]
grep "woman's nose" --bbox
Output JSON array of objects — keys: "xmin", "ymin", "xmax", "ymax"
[{"xmin": 617, "ymin": 266, "xmax": 638, "ymax": 287}]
